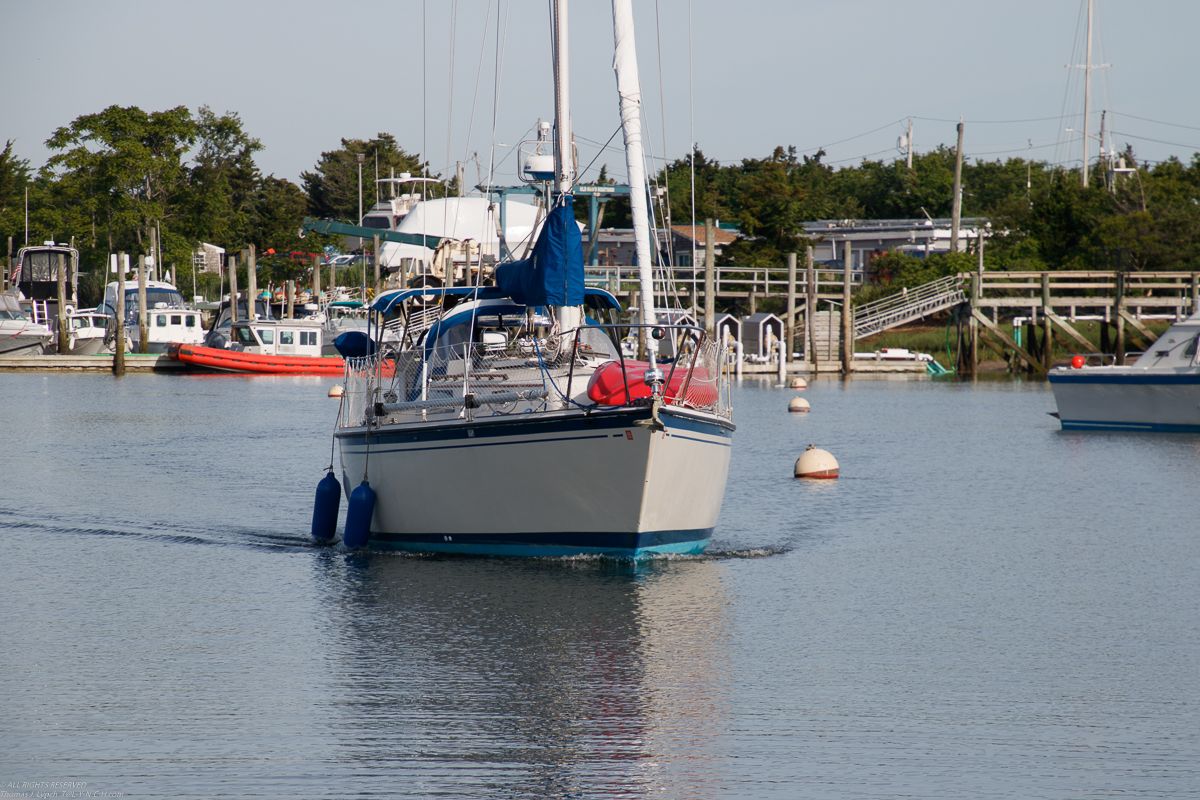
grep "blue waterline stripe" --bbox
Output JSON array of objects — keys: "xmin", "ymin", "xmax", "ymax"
[
  {"xmin": 1050, "ymin": 373, "xmax": 1200, "ymax": 385},
  {"xmin": 1059, "ymin": 419, "xmax": 1200, "ymax": 433}
]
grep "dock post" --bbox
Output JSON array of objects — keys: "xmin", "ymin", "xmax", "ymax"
[
  {"xmin": 287, "ymin": 280, "xmax": 295, "ymax": 319},
  {"xmin": 806, "ymin": 246, "xmax": 816, "ymax": 372},
  {"xmin": 786, "ymin": 252, "xmax": 797, "ymax": 363},
  {"xmin": 56, "ymin": 251, "xmax": 68, "ymax": 354},
  {"xmin": 841, "ymin": 241, "xmax": 853, "ymax": 374},
  {"xmin": 373, "ymin": 233, "xmax": 382, "ymax": 296},
  {"xmin": 114, "ymin": 252, "xmax": 126, "ymax": 377},
  {"xmin": 247, "ymin": 245, "xmax": 257, "ymax": 319},
  {"xmin": 1191, "ymin": 272, "xmax": 1199, "ymax": 316},
  {"xmin": 1114, "ymin": 271, "xmax": 1126, "ymax": 365},
  {"xmin": 1042, "ymin": 272, "xmax": 1053, "ymax": 370},
  {"xmin": 704, "ymin": 219, "xmax": 715, "ymax": 341},
  {"xmin": 967, "ymin": 272, "xmax": 980, "ymax": 376},
  {"xmin": 229, "ymin": 255, "xmax": 239, "ymax": 324},
  {"xmin": 138, "ymin": 254, "xmax": 148, "ymax": 354},
  {"xmin": 312, "ymin": 255, "xmax": 321, "ymax": 304}
]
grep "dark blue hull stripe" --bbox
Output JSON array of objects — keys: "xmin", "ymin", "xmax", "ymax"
[
  {"xmin": 1050, "ymin": 373, "xmax": 1200, "ymax": 385},
  {"xmin": 1059, "ymin": 419, "xmax": 1200, "ymax": 433},
  {"xmin": 368, "ymin": 527, "xmax": 713, "ymax": 556}
]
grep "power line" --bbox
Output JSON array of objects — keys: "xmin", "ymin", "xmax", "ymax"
[
  {"xmin": 1109, "ymin": 112, "xmax": 1200, "ymax": 133},
  {"xmin": 1110, "ymin": 130, "xmax": 1200, "ymax": 152}
]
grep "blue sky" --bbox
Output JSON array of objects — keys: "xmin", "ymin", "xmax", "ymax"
[{"xmin": 4, "ymin": 0, "xmax": 1198, "ymax": 188}]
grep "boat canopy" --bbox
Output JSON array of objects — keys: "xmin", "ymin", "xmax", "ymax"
[
  {"xmin": 370, "ymin": 285, "xmax": 619, "ymax": 317},
  {"xmin": 494, "ymin": 196, "xmax": 585, "ymax": 308}
]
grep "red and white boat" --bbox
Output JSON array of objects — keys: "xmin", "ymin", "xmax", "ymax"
[{"xmin": 169, "ymin": 318, "xmax": 344, "ymax": 375}]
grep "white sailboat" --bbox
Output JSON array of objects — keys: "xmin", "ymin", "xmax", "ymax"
[{"xmin": 320, "ymin": 0, "xmax": 734, "ymax": 557}]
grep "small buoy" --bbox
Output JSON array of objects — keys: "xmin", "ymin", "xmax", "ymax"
[
  {"xmin": 789, "ymin": 376, "xmax": 807, "ymax": 390},
  {"xmin": 788, "ymin": 396, "xmax": 810, "ymax": 413},
  {"xmin": 795, "ymin": 444, "xmax": 839, "ymax": 479},
  {"xmin": 311, "ymin": 470, "xmax": 341, "ymax": 542},
  {"xmin": 1071, "ymin": 355, "xmax": 1085, "ymax": 369},
  {"xmin": 343, "ymin": 480, "xmax": 376, "ymax": 548},
  {"xmin": 329, "ymin": 384, "xmax": 344, "ymax": 398}
]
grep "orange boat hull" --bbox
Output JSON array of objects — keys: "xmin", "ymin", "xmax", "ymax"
[{"xmin": 168, "ymin": 343, "xmax": 345, "ymax": 376}]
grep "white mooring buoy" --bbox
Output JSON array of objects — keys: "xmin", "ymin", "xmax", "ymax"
[
  {"xmin": 329, "ymin": 384, "xmax": 345, "ymax": 398},
  {"xmin": 788, "ymin": 396, "xmax": 810, "ymax": 413},
  {"xmin": 795, "ymin": 444, "xmax": 839, "ymax": 479},
  {"xmin": 789, "ymin": 376, "xmax": 807, "ymax": 390}
]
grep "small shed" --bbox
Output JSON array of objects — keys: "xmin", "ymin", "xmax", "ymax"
[
  {"xmin": 628, "ymin": 308, "xmax": 698, "ymax": 362},
  {"xmin": 741, "ymin": 312, "xmax": 784, "ymax": 360},
  {"xmin": 195, "ymin": 243, "xmax": 226, "ymax": 274},
  {"xmin": 698, "ymin": 312, "xmax": 741, "ymax": 344}
]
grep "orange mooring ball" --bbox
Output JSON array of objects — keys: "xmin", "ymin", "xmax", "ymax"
[{"xmin": 1071, "ymin": 355, "xmax": 1085, "ymax": 369}]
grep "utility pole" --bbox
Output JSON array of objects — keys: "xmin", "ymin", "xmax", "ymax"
[
  {"xmin": 951, "ymin": 119, "xmax": 964, "ymax": 253},
  {"xmin": 906, "ymin": 118, "xmax": 914, "ymax": 170}
]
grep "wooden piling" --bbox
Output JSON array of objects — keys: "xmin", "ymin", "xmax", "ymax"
[
  {"xmin": 1114, "ymin": 271, "xmax": 1125, "ymax": 365},
  {"xmin": 704, "ymin": 219, "xmax": 715, "ymax": 341},
  {"xmin": 786, "ymin": 252, "xmax": 796, "ymax": 362},
  {"xmin": 373, "ymin": 233, "xmax": 381, "ymax": 296},
  {"xmin": 247, "ymin": 244, "xmax": 257, "ymax": 319},
  {"xmin": 56, "ymin": 251, "xmax": 68, "ymax": 354},
  {"xmin": 286, "ymin": 280, "xmax": 295, "ymax": 319},
  {"xmin": 229, "ymin": 255, "xmax": 239, "ymax": 324},
  {"xmin": 841, "ymin": 241, "xmax": 853, "ymax": 374},
  {"xmin": 113, "ymin": 252, "xmax": 126, "ymax": 377},
  {"xmin": 312, "ymin": 255, "xmax": 321, "ymax": 303},
  {"xmin": 1041, "ymin": 273, "xmax": 1053, "ymax": 370},
  {"xmin": 138, "ymin": 254, "xmax": 148, "ymax": 354},
  {"xmin": 806, "ymin": 246, "xmax": 816, "ymax": 370}
]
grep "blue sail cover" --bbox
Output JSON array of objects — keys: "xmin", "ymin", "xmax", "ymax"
[{"xmin": 494, "ymin": 196, "xmax": 585, "ymax": 307}]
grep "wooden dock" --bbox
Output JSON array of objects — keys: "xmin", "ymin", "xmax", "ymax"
[{"xmin": 0, "ymin": 353, "xmax": 190, "ymax": 372}]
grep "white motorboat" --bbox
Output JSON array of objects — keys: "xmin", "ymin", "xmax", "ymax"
[
  {"xmin": 64, "ymin": 309, "xmax": 114, "ymax": 355},
  {"xmin": 0, "ymin": 291, "xmax": 53, "ymax": 357},
  {"xmin": 1048, "ymin": 311, "xmax": 1200, "ymax": 432},
  {"xmin": 323, "ymin": 0, "xmax": 735, "ymax": 557},
  {"xmin": 99, "ymin": 280, "xmax": 205, "ymax": 354}
]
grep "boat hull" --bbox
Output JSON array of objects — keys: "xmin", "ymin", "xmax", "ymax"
[
  {"xmin": 336, "ymin": 405, "xmax": 734, "ymax": 557},
  {"xmin": 0, "ymin": 332, "xmax": 51, "ymax": 357},
  {"xmin": 169, "ymin": 343, "xmax": 346, "ymax": 375},
  {"xmin": 1048, "ymin": 368, "xmax": 1200, "ymax": 432}
]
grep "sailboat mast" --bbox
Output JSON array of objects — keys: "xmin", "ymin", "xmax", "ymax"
[
  {"xmin": 552, "ymin": 0, "xmax": 572, "ymax": 196},
  {"xmin": 1082, "ymin": 0, "xmax": 1093, "ymax": 188},
  {"xmin": 612, "ymin": 0, "xmax": 656, "ymax": 332}
]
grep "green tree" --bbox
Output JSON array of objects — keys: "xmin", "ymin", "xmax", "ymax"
[
  {"xmin": 0, "ymin": 140, "xmax": 32, "ymax": 250},
  {"xmin": 184, "ymin": 106, "xmax": 263, "ymax": 250},
  {"xmin": 44, "ymin": 105, "xmax": 197, "ymax": 256}
]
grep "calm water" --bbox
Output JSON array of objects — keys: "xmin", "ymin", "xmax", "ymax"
[{"xmin": 1, "ymin": 372, "xmax": 1197, "ymax": 799}]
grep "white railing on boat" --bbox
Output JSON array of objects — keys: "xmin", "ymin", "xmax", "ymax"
[{"xmin": 340, "ymin": 323, "xmax": 729, "ymax": 428}]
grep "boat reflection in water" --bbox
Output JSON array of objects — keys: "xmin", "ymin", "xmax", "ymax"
[{"xmin": 312, "ymin": 556, "xmax": 732, "ymax": 798}]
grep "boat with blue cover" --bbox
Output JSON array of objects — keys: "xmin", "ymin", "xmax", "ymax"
[{"xmin": 321, "ymin": 0, "xmax": 734, "ymax": 556}]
